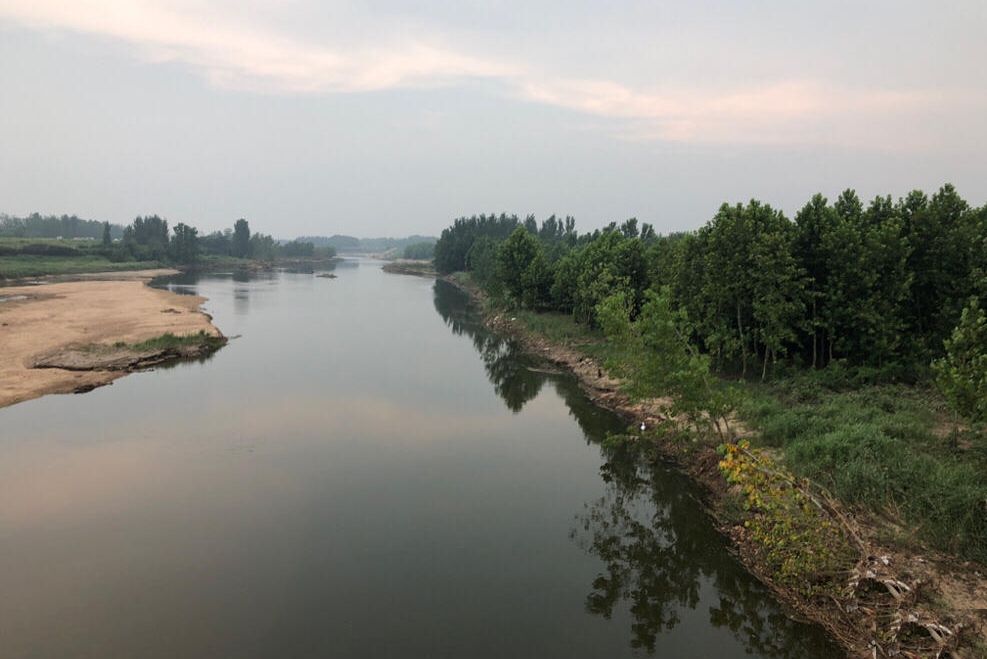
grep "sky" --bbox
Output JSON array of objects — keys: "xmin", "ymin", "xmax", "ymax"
[{"xmin": 1, "ymin": 1, "xmax": 985, "ymax": 238}]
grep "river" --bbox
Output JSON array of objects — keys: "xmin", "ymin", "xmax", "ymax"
[{"xmin": 0, "ymin": 260, "xmax": 841, "ymax": 658}]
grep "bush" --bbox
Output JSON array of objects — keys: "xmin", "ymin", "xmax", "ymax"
[{"xmin": 934, "ymin": 298, "xmax": 987, "ymax": 421}]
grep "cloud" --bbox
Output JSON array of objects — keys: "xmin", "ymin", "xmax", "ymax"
[
  {"xmin": 519, "ymin": 78, "xmax": 939, "ymax": 147},
  {"xmin": 0, "ymin": 0, "xmax": 973, "ymax": 147},
  {"xmin": 0, "ymin": 0, "xmax": 514, "ymax": 92}
]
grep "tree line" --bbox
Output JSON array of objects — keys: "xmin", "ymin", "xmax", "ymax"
[
  {"xmin": 299, "ymin": 234, "xmax": 437, "ymax": 254},
  {"xmin": 0, "ymin": 213, "xmax": 124, "ymax": 240},
  {"xmin": 433, "ymin": 185, "xmax": 987, "ymax": 409},
  {"xmin": 102, "ymin": 216, "xmax": 336, "ymax": 264}
]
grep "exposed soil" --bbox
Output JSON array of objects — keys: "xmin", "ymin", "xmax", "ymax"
[
  {"xmin": 0, "ymin": 270, "xmax": 223, "ymax": 409},
  {"xmin": 438, "ymin": 273, "xmax": 987, "ymax": 659}
]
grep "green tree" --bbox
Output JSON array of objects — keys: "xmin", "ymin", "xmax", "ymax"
[
  {"xmin": 565, "ymin": 230, "xmax": 646, "ymax": 326},
  {"xmin": 699, "ymin": 200, "xmax": 791, "ymax": 378},
  {"xmin": 793, "ymin": 194, "xmax": 838, "ymax": 367},
  {"xmin": 466, "ymin": 236, "xmax": 501, "ymax": 294},
  {"xmin": 101, "ymin": 221, "xmax": 112, "ymax": 247},
  {"xmin": 496, "ymin": 227, "xmax": 549, "ymax": 308},
  {"xmin": 597, "ymin": 288, "xmax": 737, "ymax": 440},
  {"xmin": 934, "ymin": 297, "xmax": 987, "ymax": 421},
  {"xmin": 901, "ymin": 185, "xmax": 974, "ymax": 357},
  {"xmin": 169, "ymin": 223, "xmax": 199, "ymax": 263},
  {"xmin": 232, "ymin": 218, "xmax": 251, "ymax": 258},
  {"xmin": 750, "ymin": 226, "xmax": 806, "ymax": 380},
  {"xmin": 402, "ymin": 241, "xmax": 435, "ymax": 260},
  {"xmin": 280, "ymin": 240, "xmax": 316, "ymax": 257},
  {"xmin": 122, "ymin": 215, "xmax": 169, "ymax": 260},
  {"xmin": 249, "ymin": 233, "xmax": 276, "ymax": 260},
  {"xmin": 434, "ymin": 214, "xmax": 520, "ymax": 274},
  {"xmin": 857, "ymin": 195, "xmax": 911, "ymax": 368}
]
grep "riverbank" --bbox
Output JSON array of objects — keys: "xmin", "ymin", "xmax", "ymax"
[
  {"xmin": 0, "ymin": 240, "xmax": 340, "ymax": 280},
  {"xmin": 381, "ymin": 259, "xmax": 436, "ymax": 277},
  {"xmin": 0, "ymin": 269, "xmax": 225, "ymax": 409},
  {"xmin": 430, "ymin": 271, "xmax": 986, "ymax": 659}
]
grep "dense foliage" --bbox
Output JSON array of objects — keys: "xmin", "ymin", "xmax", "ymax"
[
  {"xmin": 435, "ymin": 185, "xmax": 987, "ymax": 382},
  {"xmin": 402, "ymin": 241, "xmax": 435, "ymax": 260},
  {"xmin": 934, "ymin": 298, "xmax": 987, "ymax": 421},
  {"xmin": 598, "ymin": 288, "xmax": 738, "ymax": 441}
]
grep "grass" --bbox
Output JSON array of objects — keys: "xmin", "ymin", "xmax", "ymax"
[
  {"xmin": 0, "ymin": 255, "xmax": 161, "ymax": 278},
  {"xmin": 510, "ymin": 308, "xmax": 625, "ymax": 365},
  {"xmin": 739, "ymin": 372, "xmax": 987, "ymax": 563},
  {"xmin": 0, "ymin": 237, "xmax": 161, "ymax": 279},
  {"xmin": 115, "ymin": 331, "xmax": 225, "ymax": 352}
]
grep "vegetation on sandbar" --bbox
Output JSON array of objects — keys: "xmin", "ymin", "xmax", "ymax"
[{"xmin": 113, "ymin": 331, "xmax": 226, "ymax": 353}]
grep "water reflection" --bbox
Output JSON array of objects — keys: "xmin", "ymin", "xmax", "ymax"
[
  {"xmin": 432, "ymin": 279, "xmax": 840, "ymax": 658},
  {"xmin": 575, "ymin": 449, "xmax": 834, "ymax": 657},
  {"xmin": 433, "ymin": 281, "xmax": 543, "ymax": 413}
]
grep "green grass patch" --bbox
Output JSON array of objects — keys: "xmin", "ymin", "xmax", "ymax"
[
  {"xmin": 114, "ymin": 331, "xmax": 224, "ymax": 352},
  {"xmin": 510, "ymin": 309, "xmax": 627, "ymax": 365},
  {"xmin": 739, "ymin": 373, "xmax": 987, "ymax": 562},
  {"xmin": 0, "ymin": 255, "xmax": 161, "ymax": 278}
]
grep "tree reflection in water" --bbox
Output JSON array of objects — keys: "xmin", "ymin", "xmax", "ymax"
[
  {"xmin": 433, "ymin": 280, "xmax": 839, "ymax": 657},
  {"xmin": 433, "ymin": 281, "xmax": 543, "ymax": 413}
]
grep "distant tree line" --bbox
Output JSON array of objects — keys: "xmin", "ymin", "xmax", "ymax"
[
  {"xmin": 1, "ymin": 213, "xmax": 336, "ymax": 266},
  {"xmin": 434, "ymin": 185, "xmax": 987, "ymax": 389},
  {"xmin": 300, "ymin": 234, "xmax": 437, "ymax": 254},
  {"xmin": 117, "ymin": 216, "xmax": 335, "ymax": 264},
  {"xmin": 0, "ymin": 213, "xmax": 124, "ymax": 240}
]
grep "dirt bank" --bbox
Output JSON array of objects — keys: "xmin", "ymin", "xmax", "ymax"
[{"xmin": 0, "ymin": 270, "xmax": 224, "ymax": 409}]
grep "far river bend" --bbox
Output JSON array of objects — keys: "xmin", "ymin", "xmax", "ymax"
[{"xmin": 0, "ymin": 259, "xmax": 841, "ymax": 658}]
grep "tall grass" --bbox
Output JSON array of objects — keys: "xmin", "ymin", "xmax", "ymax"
[
  {"xmin": 740, "ymin": 375, "xmax": 987, "ymax": 562},
  {"xmin": 118, "ymin": 331, "xmax": 224, "ymax": 352}
]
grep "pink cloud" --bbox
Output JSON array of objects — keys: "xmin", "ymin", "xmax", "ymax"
[{"xmin": 0, "ymin": 0, "xmax": 976, "ymax": 148}]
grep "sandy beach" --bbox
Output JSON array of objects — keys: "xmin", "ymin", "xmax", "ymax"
[{"xmin": 0, "ymin": 270, "xmax": 222, "ymax": 409}]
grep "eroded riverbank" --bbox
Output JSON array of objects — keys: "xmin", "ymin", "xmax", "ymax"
[
  {"xmin": 0, "ymin": 270, "xmax": 224, "ymax": 408},
  {"xmin": 422, "ymin": 270, "xmax": 985, "ymax": 658}
]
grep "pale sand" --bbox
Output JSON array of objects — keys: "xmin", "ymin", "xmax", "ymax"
[{"xmin": 0, "ymin": 270, "xmax": 221, "ymax": 409}]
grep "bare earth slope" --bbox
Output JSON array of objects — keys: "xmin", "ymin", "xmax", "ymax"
[{"xmin": 0, "ymin": 270, "xmax": 221, "ymax": 409}]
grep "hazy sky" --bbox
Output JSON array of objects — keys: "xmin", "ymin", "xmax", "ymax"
[{"xmin": 1, "ymin": 1, "xmax": 985, "ymax": 237}]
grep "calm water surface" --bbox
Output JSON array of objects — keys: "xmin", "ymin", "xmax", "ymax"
[{"xmin": 0, "ymin": 260, "xmax": 841, "ymax": 658}]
